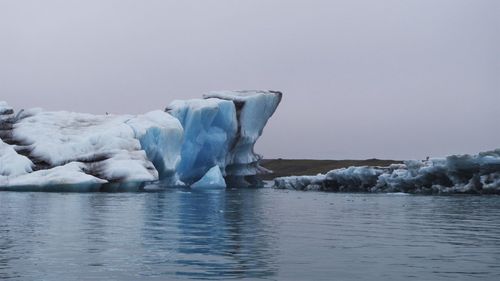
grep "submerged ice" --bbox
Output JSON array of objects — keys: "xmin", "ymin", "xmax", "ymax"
[
  {"xmin": 274, "ymin": 150, "xmax": 500, "ymax": 194},
  {"xmin": 0, "ymin": 90, "xmax": 282, "ymax": 191}
]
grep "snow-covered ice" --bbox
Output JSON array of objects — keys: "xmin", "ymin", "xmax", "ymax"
[
  {"xmin": 0, "ymin": 162, "xmax": 106, "ymax": 192},
  {"xmin": 273, "ymin": 150, "xmax": 500, "ymax": 194},
  {"xmin": 0, "ymin": 139, "xmax": 33, "ymax": 177},
  {"xmin": 0, "ymin": 101, "xmax": 13, "ymax": 115},
  {"xmin": 0, "ymin": 90, "xmax": 281, "ymax": 191}
]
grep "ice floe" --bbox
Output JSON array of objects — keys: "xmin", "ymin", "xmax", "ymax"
[{"xmin": 273, "ymin": 151, "xmax": 500, "ymax": 194}]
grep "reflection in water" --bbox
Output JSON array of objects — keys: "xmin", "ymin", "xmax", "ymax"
[
  {"xmin": 0, "ymin": 194, "xmax": 20, "ymax": 280},
  {"xmin": 0, "ymin": 190, "xmax": 500, "ymax": 280},
  {"xmin": 141, "ymin": 189, "xmax": 277, "ymax": 279},
  {"xmin": 0, "ymin": 193, "xmax": 47, "ymax": 280}
]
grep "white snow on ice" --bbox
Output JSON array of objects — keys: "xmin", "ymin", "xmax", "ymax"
[
  {"xmin": 0, "ymin": 91, "xmax": 282, "ymax": 190},
  {"xmin": 274, "ymin": 151, "xmax": 500, "ymax": 194}
]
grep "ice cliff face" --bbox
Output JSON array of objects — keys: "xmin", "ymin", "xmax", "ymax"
[
  {"xmin": 274, "ymin": 150, "xmax": 500, "ymax": 194},
  {"xmin": 167, "ymin": 90, "xmax": 282, "ymax": 185},
  {"xmin": 0, "ymin": 90, "xmax": 282, "ymax": 191}
]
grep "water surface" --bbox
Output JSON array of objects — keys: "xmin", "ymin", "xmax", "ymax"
[{"xmin": 1, "ymin": 188, "xmax": 500, "ymax": 280}]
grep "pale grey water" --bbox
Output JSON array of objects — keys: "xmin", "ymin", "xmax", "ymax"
[{"xmin": 1, "ymin": 188, "xmax": 500, "ymax": 281}]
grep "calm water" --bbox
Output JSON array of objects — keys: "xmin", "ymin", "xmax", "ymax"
[{"xmin": 1, "ymin": 188, "xmax": 500, "ymax": 281}]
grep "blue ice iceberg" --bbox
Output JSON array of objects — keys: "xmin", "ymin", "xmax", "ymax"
[
  {"xmin": 0, "ymin": 90, "xmax": 282, "ymax": 191},
  {"xmin": 167, "ymin": 90, "xmax": 282, "ymax": 186},
  {"xmin": 191, "ymin": 165, "xmax": 227, "ymax": 189}
]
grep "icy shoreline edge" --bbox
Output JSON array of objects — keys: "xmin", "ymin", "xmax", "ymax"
[{"xmin": 272, "ymin": 151, "xmax": 500, "ymax": 194}]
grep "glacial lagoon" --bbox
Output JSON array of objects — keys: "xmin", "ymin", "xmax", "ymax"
[{"xmin": 1, "ymin": 187, "xmax": 500, "ymax": 281}]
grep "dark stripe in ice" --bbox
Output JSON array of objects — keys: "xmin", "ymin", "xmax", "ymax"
[{"xmin": 230, "ymin": 100, "xmax": 244, "ymax": 151}]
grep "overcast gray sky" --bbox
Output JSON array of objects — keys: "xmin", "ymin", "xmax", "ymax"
[{"xmin": 1, "ymin": 0, "xmax": 499, "ymax": 159}]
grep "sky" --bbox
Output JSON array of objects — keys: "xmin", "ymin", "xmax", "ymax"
[{"xmin": 0, "ymin": 0, "xmax": 499, "ymax": 160}]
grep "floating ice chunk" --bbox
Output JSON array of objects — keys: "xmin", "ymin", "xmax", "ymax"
[
  {"xmin": 190, "ymin": 165, "xmax": 226, "ymax": 189},
  {"xmin": 274, "ymin": 150, "xmax": 500, "ymax": 194},
  {"xmin": 0, "ymin": 91, "xmax": 281, "ymax": 191},
  {"xmin": 273, "ymin": 174, "xmax": 326, "ymax": 191},
  {"xmin": 325, "ymin": 166, "xmax": 385, "ymax": 192},
  {"xmin": 166, "ymin": 90, "xmax": 281, "ymax": 186}
]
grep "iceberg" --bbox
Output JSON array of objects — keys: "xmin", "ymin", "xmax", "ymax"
[
  {"xmin": 0, "ymin": 90, "xmax": 282, "ymax": 191},
  {"xmin": 166, "ymin": 98, "xmax": 237, "ymax": 184},
  {"xmin": 273, "ymin": 150, "xmax": 500, "ymax": 194},
  {"xmin": 167, "ymin": 90, "xmax": 282, "ymax": 186},
  {"xmin": 203, "ymin": 91, "xmax": 282, "ymax": 178}
]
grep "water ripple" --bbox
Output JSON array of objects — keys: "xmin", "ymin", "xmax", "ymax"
[{"xmin": 1, "ymin": 190, "xmax": 500, "ymax": 280}]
